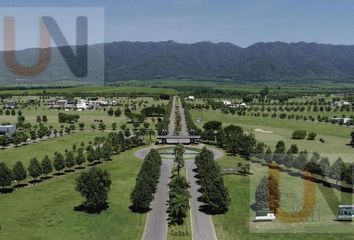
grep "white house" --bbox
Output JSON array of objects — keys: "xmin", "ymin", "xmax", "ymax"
[
  {"xmin": 187, "ymin": 96, "xmax": 195, "ymax": 101},
  {"xmin": 332, "ymin": 117, "xmax": 353, "ymax": 124},
  {"xmin": 332, "ymin": 101, "xmax": 351, "ymax": 108},
  {"xmin": 222, "ymin": 100, "xmax": 232, "ymax": 106},
  {"xmin": 76, "ymin": 99, "xmax": 88, "ymax": 110}
]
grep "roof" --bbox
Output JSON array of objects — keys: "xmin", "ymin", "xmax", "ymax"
[{"xmin": 156, "ymin": 135, "xmax": 201, "ymax": 139}]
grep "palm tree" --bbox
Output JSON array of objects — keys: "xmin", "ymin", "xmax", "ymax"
[
  {"xmin": 168, "ymin": 192, "xmax": 190, "ymax": 225},
  {"xmin": 173, "ymin": 144, "xmax": 185, "ymax": 176}
]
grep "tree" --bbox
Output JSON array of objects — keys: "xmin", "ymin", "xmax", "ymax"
[
  {"xmin": 41, "ymin": 155, "xmax": 53, "ymax": 177},
  {"xmin": 0, "ymin": 162, "xmax": 12, "ymax": 188},
  {"xmin": 114, "ymin": 108, "xmax": 121, "ymax": 117},
  {"xmin": 289, "ymin": 144, "xmax": 299, "ymax": 154},
  {"xmin": 329, "ymin": 158, "xmax": 345, "ymax": 184},
  {"xmin": 65, "ymin": 151, "xmax": 76, "ymax": 170},
  {"xmin": 255, "ymin": 175, "xmax": 280, "ymax": 214},
  {"xmin": 264, "ymin": 147, "xmax": 273, "ymax": 165},
  {"xmin": 173, "ymin": 144, "xmax": 185, "ymax": 176},
  {"xmin": 268, "ymin": 174, "xmax": 280, "ymax": 214},
  {"xmin": 54, "ymin": 152, "xmax": 65, "ymax": 173},
  {"xmin": 79, "ymin": 123, "xmax": 85, "ymax": 131},
  {"xmin": 28, "ymin": 158, "xmax": 42, "ymax": 180},
  {"xmin": 319, "ymin": 157, "xmax": 330, "ymax": 180},
  {"xmin": 12, "ymin": 161, "xmax": 27, "ymax": 185},
  {"xmin": 273, "ymin": 140, "xmax": 286, "ymax": 165},
  {"xmin": 255, "ymin": 176, "xmax": 268, "ymax": 210},
  {"xmin": 107, "ymin": 108, "xmax": 114, "ymax": 116},
  {"xmin": 203, "ymin": 121, "xmax": 222, "ymax": 131},
  {"xmin": 87, "ymin": 148, "xmax": 97, "ymax": 164},
  {"xmin": 75, "ymin": 167, "xmax": 112, "ymax": 208},
  {"xmin": 42, "ymin": 115, "xmax": 48, "ymax": 123},
  {"xmin": 102, "ymin": 142, "xmax": 113, "ymax": 159},
  {"xmin": 75, "ymin": 149, "xmax": 86, "ymax": 167},
  {"xmin": 307, "ymin": 132, "xmax": 317, "ymax": 141},
  {"xmin": 292, "ymin": 130, "xmax": 307, "ymax": 139}
]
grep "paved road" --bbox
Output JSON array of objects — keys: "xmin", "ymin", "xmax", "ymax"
[
  {"xmin": 168, "ymin": 96, "xmax": 176, "ymax": 136},
  {"xmin": 186, "ymin": 160, "xmax": 218, "ymax": 240},
  {"xmin": 178, "ymin": 97, "xmax": 218, "ymax": 240},
  {"xmin": 141, "ymin": 160, "xmax": 173, "ymax": 240},
  {"xmin": 177, "ymin": 97, "xmax": 188, "ymax": 136}
]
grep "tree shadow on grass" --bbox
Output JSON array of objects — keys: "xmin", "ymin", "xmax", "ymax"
[
  {"xmin": 14, "ymin": 183, "xmax": 28, "ymax": 189},
  {"xmin": 129, "ymin": 205, "xmax": 151, "ymax": 213},
  {"xmin": 41, "ymin": 176, "xmax": 53, "ymax": 180},
  {"xmin": 28, "ymin": 179, "xmax": 42, "ymax": 184},
  {"xmin": 53, "ymin": 172, "xmax": 66, "ymax": 176},
  {"xmin": 199, "ymin": 204, "xmax": 227, "ymax": 215},
  {"xmin": 0, "ymin": 188, "xmax": 14, "ymax": 194},
  {"xmin": 74, "ymin": 202, "xmax": 109, "ymax": 214}
]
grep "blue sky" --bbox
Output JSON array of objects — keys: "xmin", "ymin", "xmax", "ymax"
[{"xmin": 1, "ymin": 0, "xmax": 354, "ymax": 49}]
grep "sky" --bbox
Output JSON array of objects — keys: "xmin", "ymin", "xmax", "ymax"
[{"xmin": 1, "ymin": 0, "xmax": 354, "ymax": 49}]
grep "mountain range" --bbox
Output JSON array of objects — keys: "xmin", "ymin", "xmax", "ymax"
[{"xmin": 2, "ymin": 41, "xmax": 354, "ymax": 84}]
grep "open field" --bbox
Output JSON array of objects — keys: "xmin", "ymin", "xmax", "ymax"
[
  {"xmin": 191, "ymin": 110, "xmax": 354, "ymax": 163},
  {"xmin": 0, "ymin": 131, "xmax": 106, "ymax": 168},
  {"xmin": 0, "ymin": 147, "xmax": 147, "ymax": 240},
  {"xmin": 0, "ymin": 96, "xmax": 167, "ymax": 129}
]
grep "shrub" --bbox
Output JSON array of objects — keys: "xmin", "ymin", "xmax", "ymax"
[
  {"xmin": 307, "ymin": 132, "xmax": 317, "ymax": 141},
  {"xmin": 292, "ymin": 130, "xmax": 307, "ymax": 139}
]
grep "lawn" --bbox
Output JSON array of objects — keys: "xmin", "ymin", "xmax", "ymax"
[
  {"xmin": 191, "ymin": 110, "xmax": 354, "ymax": 163},
  {"xmin": 0, "ymin": 96, "xmax": 167, "ymax": 129},
  {"xmin": 213, "ymin": 155, "xmax": 354, "ymax": 240},
  {"xmin": 0, "ymin": 147, "xmax": 146, "ymax": 240},
  {"xmin": 1, "ymin": 131, "xmax": 107, "ymax": 168}
]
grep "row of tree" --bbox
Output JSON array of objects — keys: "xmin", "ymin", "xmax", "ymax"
[
  {"xmin": 0, "ymin": 130, "xmax": 144, "ymax": 191},
  {"xmin": 168, "ymin": 172, "xmax": 190, "ymax": 225},
  {"xmin": 181, "ymin": 98, "xmax": 202, "ymax": 136},
  {"xmin": 58, "ymin": 113, "xmax": 80, "ymax": 123},
  {"xmin": 156, "ymin": 97, "xmax": 173, "ymax": 135},
  {"xmin": 255, "ymin": 140, "xmax": 354, "ymax": 188},
  {"xmin": 195, "ymin": 147, "xmax": 231, "ymax": 214},
  {"xmin": 130, "ymin": 149, "xmax": 162, "ymax": 212},
  {"xmin": 168, "ymin": 144, "xmax": 190, "ymax": 225}
]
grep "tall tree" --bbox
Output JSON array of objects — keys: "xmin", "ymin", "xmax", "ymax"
[
  {"xmin": 12, "ymin": 161, "xmax": 27, "ymax": 185},
  {"xmin": 28, "ymin": 158, "xmax": 42, "ymax": 180},
  {"xmin": 319, "ymin": 157, "xmax": 330, "ymax": 180},
  {"xmin": 329, "ymin": 158, "xmax": 345, "ymax": 184},
  {"xmin": 0, "ymin": 162, "xmax": 13, "ymax": 189},
  {"xmin": 41, "ymin": 155, "xmax": 53, "ymax": 177},
  {"xmin": 65, "ymin": 151, "xmax": 76, "ymax": 170},
  {"xmin": 75, "ymin": 149, "xmax": 86, "ymax": 167},
  {"xmin": 75, "ymin": 167, "xmax": 112, "ymax": 208},
  {"xmin": 173, "ymin": 144, "xmax": 185, "ymax": 176},
  {"xmin": 54, "ymin": 152, "xmax": 65, "ymax": 173}
]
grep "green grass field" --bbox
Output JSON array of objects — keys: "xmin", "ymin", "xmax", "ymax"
[
  {"xmin": 0, "ymin": 131, "xmax": 106, "ymax": 168},
  {"xmin": 0, "ymin": 147, "xmax": 146, "ymax": 240},
  {"xmin": 191, "ymin": 110, "xmax": 354, "ymax": 163}
]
